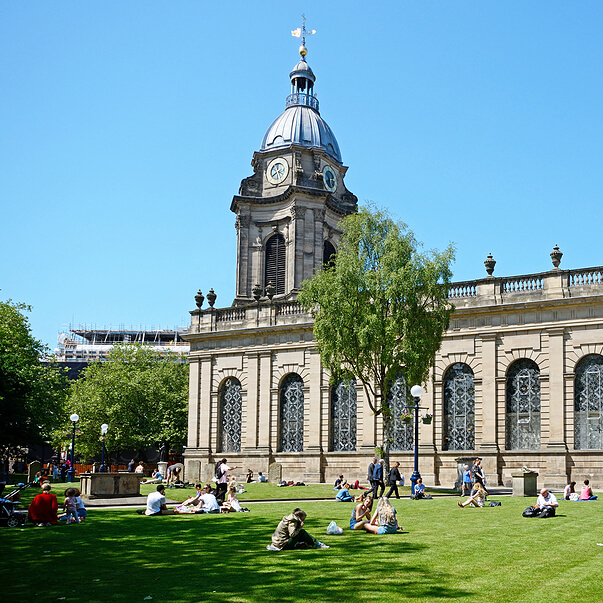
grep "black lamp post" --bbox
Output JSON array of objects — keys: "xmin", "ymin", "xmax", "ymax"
[
  {"xmin": 100, "ymin": 423, "xmax": 109, "ymax": 472},
  {"xmin": 409, "ymin": 385, "xmax": 424, "ymax": 496},
  {"xmin": 67, "ymin": 413, "xmax": 79, "ymax": 483}
]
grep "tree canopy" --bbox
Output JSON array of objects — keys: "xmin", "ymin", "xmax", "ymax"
[
  {"xmin": 298, "ymin": 206, "xmax": 455, "ymax": 456},
  {"xmin": 66, "ymin": 344, "xmax": 188, "ymax": 462},
  {"xmin": 0, "ymin": 299, "xmax": 68, "ymax": 460}
]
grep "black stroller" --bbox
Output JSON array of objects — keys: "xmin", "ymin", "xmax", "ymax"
[{"xmin": 0, "ymin": 483, "xmax": 32, "ymax": 527}]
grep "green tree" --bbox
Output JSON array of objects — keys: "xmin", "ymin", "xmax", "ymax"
[
  {"xmin": 66, "ymin": 344, "xmax": 188, "ymax": 462},
  {"xmin": 298, "ymin": 206, "xmax": 455, "ymax": 462},
  {"xmin": 0, "ymin": 299, "xmax": 68, "ymax": 462}
]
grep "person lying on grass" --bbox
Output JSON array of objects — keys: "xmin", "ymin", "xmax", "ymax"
[
  {"xmin": 350, "ymin": 494, "xmax": 373, "ymax": 530},
  {"xmin": 458, "ymin": 482, "xmax": 486, "ymax": 508},
  {"xmin": 267, "ymin": 508, "xmax": 330, "ymax": 551},
  {"xmin": 362, "ymin": 497, "xmax": 401, "ymax": 534}
]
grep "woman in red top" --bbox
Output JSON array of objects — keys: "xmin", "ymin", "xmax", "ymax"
[{"xmin": 28, "ymin": 482, "xmax": 59, "ymax": 526}]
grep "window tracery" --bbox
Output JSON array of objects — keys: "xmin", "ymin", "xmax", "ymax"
[
  {"xmin": 574, "ymin": 354, "xmax": 603, "ymax": 450},
  {"xmin": 219, "ymin": 377, "xmax": 242, "ymax": 453},
  {"xmin": 279, "ymin": 374, "xmax": 304, "ymax": 452},
  {"xmin": 331, "ymin": 379, "xmax": 357, "ymax": 451},
  {"xmin": 443, "ymin": 363, "xmax": 475, "ymax": 450},
  {"xmin": 506, "ymin": 359, "xmax": 541, "ymax": 450}
]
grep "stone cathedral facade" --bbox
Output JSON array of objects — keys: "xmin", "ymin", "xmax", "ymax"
[{"xmin": 183, "ymin": 47, "xmax": 603, "ymax": 489}]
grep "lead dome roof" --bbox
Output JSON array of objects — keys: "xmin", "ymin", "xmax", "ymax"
[{"xmin": 259, "ymin": 55, "xmax": 342, "ymax": 164}]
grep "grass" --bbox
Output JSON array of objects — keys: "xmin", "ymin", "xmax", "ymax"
[{"xmin": 3, "ymin": 494, "xmax": 603, "ymax": 602}]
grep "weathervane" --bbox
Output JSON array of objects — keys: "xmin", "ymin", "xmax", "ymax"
[{"xmin": 291, "ymin": 14, "xmax": 316, "ymax": 56}]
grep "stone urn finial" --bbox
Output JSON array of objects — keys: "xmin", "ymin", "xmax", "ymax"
[
  {"xmin": 484, "ymin": 253, "xmax": 496, "ymax": 277},
  {"xmin": 194, "ymin": 290, "xmax": 204, "ymax": 310},
  {"xmin": 550, "ymin": 245, "xmax": 563, "ymax": 269},
  {"xmin": 206, "ymin": 288, "xmax": 217, "ymax": 308},
  {"xmin": 265, "ymin": 281, "xmax": 275, "ymax": 300},
  {"xmin": 252, "ymin": 283, "xmax": 263, "ymax": 302}
]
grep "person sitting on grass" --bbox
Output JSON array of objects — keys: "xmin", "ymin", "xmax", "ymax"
[
  {"xmin": 221, "ymin": 485, "xmax": 243, "ymax": 513},
  {"xmin": 336, "ymin": 482, "xmax": 354, "ymax": 502},
  {"xmin": 458, "ymin": 482, "xmax": 486, "ymax": 508},
  {"xmin": 413, "ymin": 478, "xmax": 426, "ymax": 499},
  {"xmin": 173, "ymin": 483, "xmax": 203, "ymax": 513},
  {"xmin": 579, "ymin": 479, "xmax": 598, "ymax": 500},
  {"xmin": 257, "ymin": 472, "xmax": 267, "ymax": 482},
  {"xmin": 362, "ymin": 496, "xmax": 401, "ymax": 534},
  {"xmin": 534, "ymin": 488, "xmax": 558, "ymax": 517},
  {"xmin": 63, "ymin": 487, "xmax": 81, "ymax": 524},
  {"xmin": 144, "ymin": 484, "xmax": 174, "ymax": 516},
  {"xmin": 267, "ymin": 508, "xmax": 330, "ymax": 551},
  {"xmin": 350, "ymin": 495, "xmax": 373, "ymax": 530},
  {"xmin": 193, "ymin": 484, "xmax": 220, "ymax": 514},
  {"xmin": 334, "ymin": 475, "xmax": 344, "ymax": 490},
  {"xmin": 28, "ymin": 482, "xmax": 58, "ymax": 526},
  {"xmin": 142, "ymin": 468, "xmax": 163, "ymax": 485},
  {"xmin": 563, "ymin": 481, "xmax": 577, "ymax": 500}
]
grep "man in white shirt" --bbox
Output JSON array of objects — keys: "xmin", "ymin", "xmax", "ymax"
[
  {"xmin": 196, "ymin": 484, "xmax": 220, "ymax": 514},
  {"xmin": 535, "ymin": 488, "xmax": 558, "ymax": 518},
  {"xmin": 145, "ymin": 485, "xmax": 174, "ymax": 516}
]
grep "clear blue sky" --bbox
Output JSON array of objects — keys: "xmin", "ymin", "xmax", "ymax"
[{"xmin": 2, "ymin": 1, "xmax": 602, "ymax": 351}]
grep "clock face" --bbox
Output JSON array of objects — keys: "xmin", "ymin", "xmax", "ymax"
[
  {"xmin": 266, "ymin": 157, "xmax": 289, "ymax": 185},
  {"xmin": 323, "ymin": 166, "xmax": 337, "ymax": 192}
]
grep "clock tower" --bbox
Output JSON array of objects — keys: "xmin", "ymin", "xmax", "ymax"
[{"xmin": 230, "ymin": 43, "xmax": 357, "ymax": 305}]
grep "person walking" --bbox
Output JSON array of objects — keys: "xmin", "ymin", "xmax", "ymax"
[
  {"xmin": 386, "ymin": 461, "xmax": 402, "ymax": 499},
  {"xmin": 371, "ymin": 459, "xmax": 385, "ymax": 499},
  {"xmin": 367, "ymin": 457, "xmax": 377, "ymax": 497}
]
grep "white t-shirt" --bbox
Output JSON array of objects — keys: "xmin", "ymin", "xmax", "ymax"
[
  {"xmin": 200, "ymin": 493, "xmax": 220, "ymax": 512},
  {"xmin": 135, "ymin": 465, "xmax": 144, "ymax": 474},
  {"xmin": 218, "ymin": 464, "xmax": 230, "ymax": 484},
  {"xmin": 145, "ymin": 491, "xmax": 166, "ymax": 515},
  {"xmin": 536, "ymin": 492, "xmax": 558, "ymax": 509}
]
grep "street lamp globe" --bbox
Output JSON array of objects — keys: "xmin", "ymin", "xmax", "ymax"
[
  {"xmin": 67, "ymin": 413, "xmax": 79, "ymax": 482},
  {"xmin": 101, "ymin": 423, "xmax": 109, "ymax": 435},
  {"xmin": 70, "ymin": 413, "xmax": 80, "ymax": 423},
  {"xmin": 410, "ymin": 385, "xmax": 423, "ymax": 398},
  {"xmin": 100, "ymin": 423, "xmax": 109, "ymax": 472}
]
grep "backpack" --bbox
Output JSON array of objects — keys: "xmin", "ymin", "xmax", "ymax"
[
  {"xmin": 522, "ymin": 506, "xmax": 538, "ymax": 517},
  {"xmin": 489, "ymin": 501, "xmax": 502, "ymax": 507},
  {"xmin": 215, "ymin": 464, "xmax": 224, "ymax": 480}
]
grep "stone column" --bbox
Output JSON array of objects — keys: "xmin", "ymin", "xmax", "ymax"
[
  {"xmin": 198, "ymin": 358, "xmax": 213, "ymax": 455},
  {"xmin": 257, "ymin": 352, "xmax": 272, "ymax": 456},
  {"xmin": 544, "ymin": 328, "xmax": 569, "ymax": 488},
  {"xmin": 186, "ymin": 359, "xmax": 200, "ymax": 449},
  {"xmin": 358, "ymin": 384, "xmax": 377, "ymax": 453},
  {"xmin": 478, "ymin": 334, "xmax": 500, "ymax": 484},
  {"xmin": 242, "ymin": 352, "xmax": 259, "ymax": 450},
  {"xmin": 304, "ymin": 349, "xmax": 323, "ymax": 482}
]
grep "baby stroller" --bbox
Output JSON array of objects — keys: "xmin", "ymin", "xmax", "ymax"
[{"xmin": 0, "ymin": 483, "xmax": 31, "ymax": 527}]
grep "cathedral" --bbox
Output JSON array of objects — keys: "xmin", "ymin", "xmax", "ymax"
[{"xmin": 183, "ymin": 40, "xmax": 603, "ymax": 489}]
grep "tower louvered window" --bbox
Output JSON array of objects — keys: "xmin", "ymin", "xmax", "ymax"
[
  {"xmin": 323, "ymin": 240, "xmax": 336, "ymax": 268},
  {"xmin": 265, "ymin": 233, "xmax": 286, "ymax": 295}
]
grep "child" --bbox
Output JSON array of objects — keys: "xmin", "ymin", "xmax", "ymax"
[
  {"xmin": 63, "ymin": 487, "xmax": 80, "ymax": 524},
  {"xmin": 221, "ymin": 485, "xmax": 243, "ymax": 513},
  {"xmin": 74, "ymin": 489, "xmax": 87, "ymax": 521}
]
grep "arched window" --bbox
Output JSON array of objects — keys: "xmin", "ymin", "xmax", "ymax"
[
  {"xmin": 279, "ymin": 374, "xmax": 304, "ymax": 452},
  {"xmin": 506, "ymin": 359, "xmax": 541, "ymax": 450},
  {"xmin": 265, "ymin": 233, "xmax": 286, "ymax": 295},
  {"xmin": 387, "ymin": 374, "xmax": 413, "ymax": 451},
  {"xmin": 323, "ymin": 240, "xmax": 336, "ymax": 268},
  {"xmin": 574, "ymin": 354, "xmax": 603, "ymax": 450},
  {"xmin": 443, "ymin": 363, "xmax": 475, "ymax": 451},
  {"xmin": 219, "ymin": 377, "xmax": 242, "ymax": 453},
  {"xmin": 331, "ymin": 378, "xmax": 357, "ymax": 451}
]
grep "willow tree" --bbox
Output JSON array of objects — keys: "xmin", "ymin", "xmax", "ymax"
[{"xmin": 298, "ymin": 206, "xmax": 455, "ymax": 462}]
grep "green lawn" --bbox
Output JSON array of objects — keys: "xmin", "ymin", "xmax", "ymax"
[{"xmin": 3, "ymin": 495, "xmax": 602, "ymax": 602}]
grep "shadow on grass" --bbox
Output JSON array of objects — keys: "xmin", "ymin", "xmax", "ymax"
[{"xmin": 3, "ymin": 508, "xmax": 472, "ymax": 602}]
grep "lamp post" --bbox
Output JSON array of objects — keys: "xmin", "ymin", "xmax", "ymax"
[
  {"xmin": 67, "ymin": 413, "xmax": 79, "ymax": 483},
  {"xmin": 100, "ymin": 423, "xmax": 109, "ymax": 472},
  {"xmin": 409, "ymin": 385, "xmax": 424, "ymax": 496}
]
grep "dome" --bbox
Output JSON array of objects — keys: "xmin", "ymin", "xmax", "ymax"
[
  {"xmin": 259, "ymin": 54, "xmax": 342, "ymax": 164},
  {"xmin": 260, "ymin": 105, "xmax": 342, "ymax": 163}
]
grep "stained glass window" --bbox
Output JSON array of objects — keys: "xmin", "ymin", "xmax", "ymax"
[
  {"xmin": 506, "ymin": 359, "xmax": 541, "ymax": 450},
  {"xmin": 387, "ymin": 374, "xmax": 413, "ymax": 451},
  {"xmin": 443, "ymin": 363, "xmax": 475, "ymax": 451},
  {"xmin": 219, "ymin": 377, "xmax": 242, "ymax": 453},
  {"xmin": 279, "ymin": 374, "xmax": 304, "ymax": 452},
  {"xmin": 574, "ymin": 354, "xmax": 603, "ymax": 450},
  {"xmin": 331, "ymin": 379, "xmax": 357, "ymax": 451}
]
